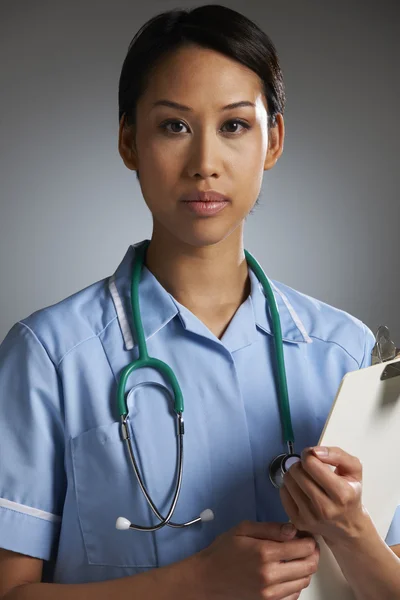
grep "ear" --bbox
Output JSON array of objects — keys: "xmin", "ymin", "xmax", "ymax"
[
  {"xmin": 118, "ymin": 113, "xmax": 139, "ymax": 171},
  {"xmin": 264, "ymin": 113, "xmax": 285, "ymax": 171}
]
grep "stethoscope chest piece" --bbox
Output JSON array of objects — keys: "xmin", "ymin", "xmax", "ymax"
[{"xmin": 268, "ymin": 453, "xmax": 302, "ymax": 489}]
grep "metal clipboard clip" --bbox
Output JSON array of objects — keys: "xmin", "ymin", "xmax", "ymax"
[{"xmin": 371, "ymin": 325, "xmax": 400, "ymax": 380}]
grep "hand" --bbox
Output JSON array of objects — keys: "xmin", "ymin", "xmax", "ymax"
[
  {"xmin": 280, "ymin": 446, "xmax": 368, "ymax": 545},
  {"xmin": 193, "ymin": 520, "xmax": 320, "ymax": 600}
]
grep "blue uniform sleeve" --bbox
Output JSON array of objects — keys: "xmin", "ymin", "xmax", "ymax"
[
  {"xmin": 359, "ymin": 323, "xmax": 400, "ymax": 546},
  {"xmin": 0, "ymin": 322, "xmax": 66, "ymax": 560},
  {"xmin": 385, "ymin": 506, "xmax": 400, "ymax": 547},
  {"xmin": 359, "ymin": 322, "xmax": 375, "ymax": 369}
]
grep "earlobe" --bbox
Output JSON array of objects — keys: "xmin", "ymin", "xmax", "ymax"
[
  {"xmin": 118, "ymin": 113, "xmax": 139, "ymax": 172},
  {"xmin": 264, "ymin": 114, "xmax": 285, "ymax": 171}
]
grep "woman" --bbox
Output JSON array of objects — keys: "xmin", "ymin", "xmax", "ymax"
[{"xmin": 0, "ymin": 5, "xmax": 399, "ymax": 600}]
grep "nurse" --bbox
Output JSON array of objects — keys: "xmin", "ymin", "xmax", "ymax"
[{"xmin": 0, "ymin": 4, "xmax": 400, "ymax": 600}]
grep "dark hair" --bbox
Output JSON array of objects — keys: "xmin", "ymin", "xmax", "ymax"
[{"xmin": 118, "ymin": 4, "xmax": 285, "ymax": 182}]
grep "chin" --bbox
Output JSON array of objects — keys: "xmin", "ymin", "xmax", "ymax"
[{"xmin": 169, "ymin": 221, "xmax": 242, "ymax": 249}]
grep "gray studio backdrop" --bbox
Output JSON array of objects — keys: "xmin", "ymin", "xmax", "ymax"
[{"xmin": 0, "ymin": 0, "xmax": 399, "ymax": 344}]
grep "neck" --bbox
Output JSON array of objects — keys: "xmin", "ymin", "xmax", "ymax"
[{"xmin": 145, "ymin": 226, "xmax": 250, "ymax": 317}]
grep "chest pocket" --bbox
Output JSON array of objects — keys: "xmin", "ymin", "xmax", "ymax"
[{"xmin": 71, "ymin": 380, "xmax": 215, "ymax": 569}]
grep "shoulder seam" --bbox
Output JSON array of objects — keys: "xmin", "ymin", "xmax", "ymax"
[
  {"xmin": 57, "ymin": 316, "xmax": 118, "ymax": 367},
  {"xmin": 17, "ymin": 321, "xmax": 59, "ymax": 371},
  {"xmin": 308, "ymin": 334, "xmax": 360, "ymax": 368}
]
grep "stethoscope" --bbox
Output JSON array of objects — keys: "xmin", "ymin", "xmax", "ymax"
[{"xmin": 115, "ymin": 241, "xmax": 300, "ymax": 533}]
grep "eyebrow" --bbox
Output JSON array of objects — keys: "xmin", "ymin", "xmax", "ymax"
[{"xmin": 151, "ymin": 99, "xmax": 256, "ymax": 112}]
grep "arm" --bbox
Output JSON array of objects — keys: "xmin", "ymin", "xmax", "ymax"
[
  {"xmin": 325, "ymin": 516, "xmax": 400, "ymax": 600},
  {"xmin": 1, "ymin": 522, "xmax": 322, "ymax": 600},
  {"xmin": 0, "ymin": 549, "xmax": 198, "ymax": 600},
  {"xmin": 280, "ymin": 446, "xmax": 400, "ymax": 600},
  {"xmin": 392, "ymin": 545, "xmax": 400, "ymax": 559}
]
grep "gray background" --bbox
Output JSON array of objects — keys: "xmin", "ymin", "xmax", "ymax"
[{"xmin": 1, "ymin": 0, "xmax": 399, "ymax": 344}]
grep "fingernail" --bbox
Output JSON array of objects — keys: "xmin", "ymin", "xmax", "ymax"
[
  {"xmin": 312, "ymin": 446, "xmax": 329, "ymax": 457},
  {"xmin": 281, "ymin": 523, "xmax": 296, "ymax": 536}
]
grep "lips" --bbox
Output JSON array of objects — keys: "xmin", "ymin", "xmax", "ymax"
[
  {"xmin": 180, "ymin": 190, "xmax": 230, "ymax": 216},
  {"xmin": 180, "ymin": 190, "xmax": 230, "ymax": 203}
]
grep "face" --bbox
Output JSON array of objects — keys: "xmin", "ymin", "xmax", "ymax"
[{"xmin": 119, "ymin": 44, "xmax": 284, "ymax": 249}]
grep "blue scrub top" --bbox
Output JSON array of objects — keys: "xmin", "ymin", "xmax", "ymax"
[{"xmin": 0, "ymin": 239, "xmax": 399, "ymax": 584}]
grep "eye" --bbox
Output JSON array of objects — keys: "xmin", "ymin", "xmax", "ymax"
[
  {"xmin": 221, "ymin": 119, "xmax": 251, "ymax": 134},
  {"xmin": 159, "ymin": 118, "xmax": 251, "ymax": 136},
  {"xmin": 160, "ymin": 120, "xmax": 189, "ymax": 134}
]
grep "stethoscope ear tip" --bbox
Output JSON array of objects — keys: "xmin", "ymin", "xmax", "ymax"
[
  {"xmin": 200, "ymin": 508, "xmax": 214, "ymax": 522},
  {"xmin": 116, "ymin": 516, "xmax": 132, "ymax": 530}
]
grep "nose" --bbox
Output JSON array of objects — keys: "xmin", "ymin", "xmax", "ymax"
[{"xmin": 186, "ymin": 127, "xmax": 221, "ymax": 180}]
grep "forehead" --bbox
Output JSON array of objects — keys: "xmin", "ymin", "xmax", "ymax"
[{"xmin": 139, "ymin": 44, "xmax": 266, "ymax": 111}]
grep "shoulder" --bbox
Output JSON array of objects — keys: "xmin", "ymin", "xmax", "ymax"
[
  {"xmin": 15, "ymin": 276, "xmax": 116, "ymax": 366},
  {"xmin": 271, "ymin": 278, "xmax": 376, "ymax": 367}
]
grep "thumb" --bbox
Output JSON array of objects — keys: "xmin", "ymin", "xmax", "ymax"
[
  {"xmin": 235, "ymin": 520, "xmax": 297, "ymax": 542},
  {"xmin": 307, "ymin": 446, "xmax": 362, "ymax": 478}
]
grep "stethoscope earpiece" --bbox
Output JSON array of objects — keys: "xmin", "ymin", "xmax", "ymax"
[{"xmin": 115, "ymin": 508, "xmax": 215, "ymax": 532}]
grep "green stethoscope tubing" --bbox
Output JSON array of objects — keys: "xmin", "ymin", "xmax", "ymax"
[
  {"xmin": 116, "ymin": 241, "xmax": 296, "ymax": 531},
  {"xmin": 117, "ymin": 241, "xmax": 184, "ymax": 417},
  {"xmin": 243, "ymin": 250, "xmax": 294, "ymax": 444},
  {"xmin": 117, "ymin": 240, "xmax": 294, "ymax": 444}
]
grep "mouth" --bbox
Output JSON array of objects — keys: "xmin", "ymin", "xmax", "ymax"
[
  {"xmin": 179, "ymin": 190, "xmax": 230, "ymax": 217},
  {"xmin": 181, "ymin": 200, "xmax": 229, "ymax": 216},
  {"xmin": 180, "ymin": 190, "xmax": 230, "ymax": 203}
]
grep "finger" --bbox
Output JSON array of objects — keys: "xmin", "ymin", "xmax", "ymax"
[
  {"xmin": 300, "ymin": 449, "xmax": 361, "ymax": 502},
  {"xmin": 307, "ymin": 446, "xmax": 362, "ymax": 479},
  {"xmin": 289, "ymin": 461, "xmax": 331, "ymax": 506},
  {"xmin": 280, "ymin": 488, "xmax": 316, "ymax": 539},
  {"xmin": 235, "ymin": 520, "xmax": 297, "ymax": 542},
  {"xmin": 262, "ymin": 576, "xmax": 312, "ymax": 599},
  {"xmin": 269, "ymin": 552, "xmax": 319, "ymax": 584},
  {"xmin": 280, "ymin": 485, "xmax": 299, "ymax": 522},
  {"xmin": 283, "ymin": 471, "xmax": 319, "ymax": 523},
  {"xmin": 270, "ymin": 537, "xmax": 317, "ymax": 562}
]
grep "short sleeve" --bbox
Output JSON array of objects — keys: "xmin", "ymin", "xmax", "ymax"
[
  {"xmin": 359, "ymin": 323, "xmax": 376, "ymax": 369},
  {"xmin": 0, "ymin": 322, "xmax": 66, "ymax": 560},
  {"xmin": 385, "ymin": 505, "xmax": 400, "ymax": 547}
]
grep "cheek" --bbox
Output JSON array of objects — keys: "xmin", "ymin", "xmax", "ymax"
[
  {"xmin": 235, "ymin": 151, "xmax": 264, "ymax": 201},
  {"xmin": 135, "ymin": 141, "xmax": 178, "ymax": 204},
  {"xmin": 235, "ymin": 131, "xmax": 267, "ymax": 183},
  {"xmin": 138, "ymin": 135, "xmax": 171, "ymax": 172}
]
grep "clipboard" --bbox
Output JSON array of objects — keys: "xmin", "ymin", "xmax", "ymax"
[{"xmin": 300, "ymin": 357, "xmax": 400, "ymax": 599}]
